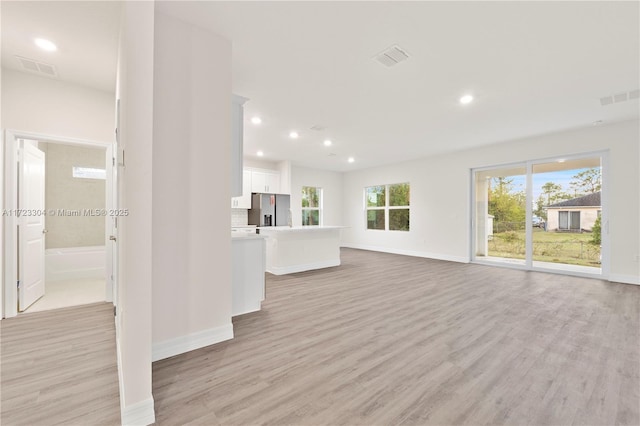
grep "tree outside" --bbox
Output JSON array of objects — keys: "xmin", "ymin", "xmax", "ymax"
[
  {"xmin": 389, "ymin": 183, "xmax": 410, "ymax": 231},
  {"xmin": 488, "ymin": 177, "xmax": 526, "ymax": 232},
  {"xmin": 302, "ymin": 186, "xmax": 321, "ymax": 225},
  {"xmin": 488, "ymin": 167, "xmax": 602, "ymax": 267},
  {"xmin": 365, "ymin": 183, "xmax": 410, "ymax": 231},
  {"xmin": 301, "ymin": 186, "xmax": 320, "ymax": 208}
]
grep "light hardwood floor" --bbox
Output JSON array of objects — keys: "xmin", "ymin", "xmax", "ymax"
[
  {"xmin": 1, "ymin": 302, "xmax": 121, "ymax": 426},
  {"xmin": 153, "ymin": 248, "xmax": 640, "ymax": 425}
]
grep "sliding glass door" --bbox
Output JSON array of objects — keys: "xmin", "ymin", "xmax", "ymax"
[
  {"xmin": 473, "ymin": 153, "xmax": 605, "ymax": 277},
  {"xmin": 473, "ymin": 165, "xmax": 527, "ymax": 266},
  {"xmin": 531, "ymin": 157, "xmax": 602, "ymax": 274}
]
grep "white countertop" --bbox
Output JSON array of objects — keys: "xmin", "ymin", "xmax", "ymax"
[{"xmin": 256, "ymin": 225, "xmax": 346, "ymax": 232}]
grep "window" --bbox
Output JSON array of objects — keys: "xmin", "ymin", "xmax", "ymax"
[
  {"xmin": 366, "ymin": 185, "xmax": 385, "ymax": 230},
  {"xmin": 302, "ymin": 186, "xmax": 322, "ymax": 226},
  {"xmin": 72, "ymin": 166, "xmax": 106, "ymax": 180},
  {"xmin": 365, "ymin": 183, "xmax": 410, "ymax": 231},
  {"xmin": 558, "ymin": 210, "xmax": 580, "ymax": 231}
]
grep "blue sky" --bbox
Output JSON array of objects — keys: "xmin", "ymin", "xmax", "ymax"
[{"xmin": 503, "ymin": 167, "xmax": 596, "ymax": 200}]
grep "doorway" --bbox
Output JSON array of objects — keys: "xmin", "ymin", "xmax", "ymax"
[
  {"xmin": 3, "ymin": 131, "xmax": 116, "ymax": 317},
  {"xmin": 472, "ymin": 151, "xmax": 608, "ymax": 278}
]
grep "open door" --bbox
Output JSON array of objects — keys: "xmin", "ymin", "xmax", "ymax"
[
  {"xmin": 107, "ymin": 142, "xmax": 119, "ymax": 307},
  {"xmin": 18, "ymin": 141, "xmax": 46, "ymax": 311},
  {"xmin": 109, "ymin": 99, "xmax": 121, "ymax": 315}
]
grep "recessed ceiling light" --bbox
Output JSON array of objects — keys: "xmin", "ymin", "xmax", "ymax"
[
  {"xmin": 289, "ymin": 131, "xmax": 299, "ymax": 139},
  {"xmin": 323, "ymin": 139, "xmax": 332, "ymax": 147},
  {"xmin": 558, "ymin": 159, "xmax": 566, "ymax": 163},
  {"xmin": 257, "ymin": 150, "xmax": 264, "ymax": 157},
  {"xmin": 34, "ymin": 38, "xmax": 57, "ymax": 52},
  {"xmin": 348, "ymin": 157, "xmax": 355, "ymax": 163},
  {"xmin": 251, "ymin": 116, "xmax": 262, "ymax": 125},
  {"xmin": 459, "ymin": 94, "xmax": 473, "ymax": 105}
]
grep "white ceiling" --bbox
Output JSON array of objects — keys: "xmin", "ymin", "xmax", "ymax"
[
  {"xmin": 3, "ymin": 2, "xmax": 638, "ymax": 172},
  {"xmin": 159, "ymin": 1, "xmax": 639, "ymax": 172},
  {"xmin": 1, "ymin": 1, "xmax": 121, "ymax": 93}
]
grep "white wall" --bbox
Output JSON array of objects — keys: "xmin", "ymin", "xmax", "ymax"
[
  {"xmin": 1, "ymin": 69, "xmax": 115, "ymax": 318},
  {"xmin": 0, "ymin": 62, "xmax": 3, "ymax": 317},
  {"xmin": 1, "ymin": 69, "xmax": 114, "ymax": 142},
  {"xmin": 1, "ymin": 62, "xmax": 3, "ymax": 317},
  {"xmin": 244, "ymin": 158, "xmax": 279, "ymax": 170},
  {"xmin": 291, "ymin": 166, "xmax": 344, "ymax": 227},
  {"xmin": 151, "ymin": 10, "xmax": 233, "ymax": 357},
  {"xmin": 342, "ymin": 120, "xmax": 640, "ymax": 283},
  {"xmin": 115, "ymin": 2, "xmax": 155, "ymax": 424},
  {"xmin": 40, "ymin": 142, "xmax": 106, "ymax": 249}
]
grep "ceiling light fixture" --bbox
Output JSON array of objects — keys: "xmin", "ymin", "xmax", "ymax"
[
  {"xmin": 289, "ymin": 131, "xmax": 299, "ymax": 139},
  {"xmin": 251, "ymin": 116, "xmax": 262, "ymax": 125},
  {"xmin": 558, "ymin": 159, "xmax": 566, "ymax": 163},
  {"xmin": 459, "ymin": 94, "xmax": 473, "ymax": 105},
  {"xmin": 323, "ymin": 139, "xmax": 332, "ymax": 147},
  {"xmin": 348, "ymin": 157, "xmax": 355, "ymax": 163},
  {"xmin": 34, "ymin": 38, "xmax": 57, "ymax": 52},
  {"xmin": 257, "ymin": 150, "xmax": 264, "ymax": 157}
]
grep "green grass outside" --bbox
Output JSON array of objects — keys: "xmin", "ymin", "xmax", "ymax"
[{"xmin": 488, "ymin": 229, "xmax": 601, "ymax": 267}]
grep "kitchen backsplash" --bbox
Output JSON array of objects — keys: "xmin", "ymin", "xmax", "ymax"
[{"xmin": 231, "ymin": 209, "xmax": 249, "ymax": 227}]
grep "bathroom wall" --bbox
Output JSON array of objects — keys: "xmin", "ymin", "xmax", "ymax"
[{"xmin": 40, "ymin": 142, "xmax": 106, "ymax": 248}]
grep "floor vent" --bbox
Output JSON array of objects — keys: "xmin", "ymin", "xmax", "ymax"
[
  {"xmin": 600, "ymin": 89, "xmax": 639, "ymax": 106},
  {"xmin": 15, "ymin": 56, "xmax": 58, "ymax": 78},
  {"xmin": 374, "ymin": 45, "xmax": 410, "ymax": 67}
]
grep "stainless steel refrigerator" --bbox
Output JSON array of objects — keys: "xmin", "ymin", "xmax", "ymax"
[{"xmin": 248, "ymin": 193, "xmax": 291, "ymax": 227}]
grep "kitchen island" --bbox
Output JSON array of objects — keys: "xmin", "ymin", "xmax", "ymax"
[
  {"xmin": 257, "ymin": 226, "xmax": 345, "ymax": 275},
  {"xmin": 231, "ymin": 233, "xmax": 266, "ymax": 316}
]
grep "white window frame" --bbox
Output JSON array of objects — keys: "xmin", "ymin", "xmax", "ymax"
[
  {"xmin": 470, "ymin": 150, "xmax": 609, "ymax": 280},
  {"xmin": 301, "ymin": 186, "xmax": 322, "ymax": 226},
  {"xmin": 364, "ymin": 182, "xmax": 410, "ymax": 232}
]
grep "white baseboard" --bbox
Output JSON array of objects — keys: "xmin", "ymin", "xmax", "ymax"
[
  {"xmin": 121, "ymin": 397, "xmax": 155, "ymax": 426},
  {"xmin": 609, "ymin": 274, "xmax": 640, "ymax": 285},
  {"xmin": 267, "ymin": 259, "xmax": 340, "ymax": 275},
  {"xmin": 116, "ymin": 317, "xmax": 156, "ymax": 426},
  {"xmin": 341, "ymin": 244, "xmax": 469, "ymax": 264},
  {"xmin": 152, "ymin": 323, "xmax": 234, "ymax": 362},
  {"xmin": 232, "ymin": 302, "xmax": 262, "ymax": 317},
  {"xmin": 116, "ymin": 335, "xmax": 125, "ymax": 422}
]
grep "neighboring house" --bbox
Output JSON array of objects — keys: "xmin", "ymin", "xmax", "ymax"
[{"xmin": 545, "ymin": 192, "xmax": 601, "ymax": 232}]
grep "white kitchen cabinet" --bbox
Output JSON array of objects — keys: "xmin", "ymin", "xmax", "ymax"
[
  {"xmin": 250, "ymin": 170, "xmax": 281, "ymax": 194},
  {"xmin": 231, "ymin": 94, "xmax": 248, "ymax": 197},
  {"xmin": 231, "ymin": 170, "xmax": 252, "ymax": 209},
  {"xmin": 231, "ymin": 235, "xmax": 266, "ymax": 316}
]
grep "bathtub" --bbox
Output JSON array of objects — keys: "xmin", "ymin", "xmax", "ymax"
[{"xmin": 45, "ymin": 246, "xmax": 106, "ymax": 282}]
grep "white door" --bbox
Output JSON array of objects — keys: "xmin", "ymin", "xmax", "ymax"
[
  {"xmin": 18, "ymin": 141, "xmax": 46, "ymax": 311},
  {"xmin": 112, "ymin": 99, "xmax": 124, "ymax": 332},
  {"xmin": 109, "ymin": 100, "xmax": 121, "ymax": 310}
]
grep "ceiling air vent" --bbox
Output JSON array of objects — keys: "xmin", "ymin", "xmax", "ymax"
[
  {"xmin": 15, "ymin": 56, "xmax": 58, "ymax": 78},
  {"xmin": 374, "ymin": 45, "xmax": 410, "ymax": 67},
  {"xmin": 310, "ymin": 125, "xmax": 327, "ymax": 132},
  {"xmin": 600, "ymin": 89, "xmax": 638, "ymax": 106}
]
